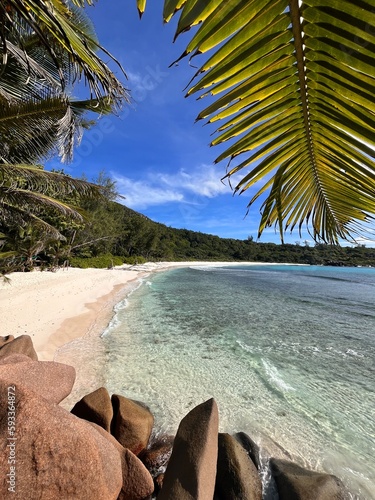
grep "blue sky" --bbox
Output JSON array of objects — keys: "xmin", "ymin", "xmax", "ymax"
[{"xmin": 46, "ymin": 1, "xmax": 372, "ymax": 246}]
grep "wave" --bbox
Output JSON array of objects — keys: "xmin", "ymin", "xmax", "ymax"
[
  {"xmin": 236, "ymin": 339, "xmax": 254, "ymax": 353},
  {"xmin": 304, "ymin": 273, "xmax": 375, "ymax": 288},
  {"xmin": 326, "ymin": 346, "xmax": 365, "ymax": 359},
  {"xmin": 261, "ymin": 359, "xmax": 296, "ymax": 393},
  {"xmin": 303, "ymin": 274, "xmax": 359, "ymax": 284},
  {"xmin": 189, "ymin": 266, "xmax": 217, "ymax": 272},
  {"xmin": 101, "ymin": 277, "xmax": 146, "ymax": 337}
]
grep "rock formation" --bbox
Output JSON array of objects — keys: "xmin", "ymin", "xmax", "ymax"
[
  {"xmin": 139, "ymin": 434, "xmax": 174, "ymax": 477},
  {"xmin": 0, "ymin": 335, "xmax": 354, "ymax": 500},
  {"xmin": 215, "ymin": 432, "xmax": 262, "ymax": 500},
  {"xmin": 111, "ymin": 394, "xmax": 154, "ymax": 456},
  {"xmin": 158, "ymin": 398, "xmax": 219, "ymax": 500},
  {"xmin": 234, "ymin": 431, "xmax": 262, "ymax": 470},
  {"xmin": 0, "ymin": 334, "xmax": 38, "ymax": 360},
  {"xmin": 270, "ymin": 458, "xmax": 351, "ymax": 500},
  {"xmin": 0, "ymin": 381, "xmax": 123, "ymax": 499},
  {"xmin": 89, "ymin": 423, "xmax": 154, "ymax": 500},
  {"xmin": 0, "ymin": 353, "xmax": 75, "ymax": 404},
  {"xmin": 71, "ymin": 386, "xmax": 113, "ymax": 432}
]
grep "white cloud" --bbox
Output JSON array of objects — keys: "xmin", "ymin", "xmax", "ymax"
[
  {"xmin": 155, "ymin": 166, "xmax": 230, "ymax": 197},
  {"xmin": 112, "ymin": 174, "xmax": 183, "ymax": 209},
  {"xmin": 126, "ymin": 70, "xmax": 151, "ymax": 92},
  {"xmin": 112, "ymin": 164, "xmax": 232, "ymax": 209}
]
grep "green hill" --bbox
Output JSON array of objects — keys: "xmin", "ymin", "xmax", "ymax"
[
  {"xmin": 70, "ymin": 201, "xmax": 375, "ymax": 268},
  {"xmin": 2, "ymin": 194, "xmax": 375, "ymax": 273}
]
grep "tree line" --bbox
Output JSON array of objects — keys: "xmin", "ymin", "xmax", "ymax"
[{"xmin": 2, "ymin": 175, "xmax": 375, "ymax": 273}]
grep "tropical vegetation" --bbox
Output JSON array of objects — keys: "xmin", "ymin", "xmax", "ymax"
[
  {"xmin": 0, "ymin": 0, "xmax": 127, "ymax": 105},
  {"xmin": 3, "ymin": 193, "xmax": 375, "ymax": 272},
  {"xmin": 0, "ymin": 0, "xmax": 129, "ymax": 268},
  {"xmin": 2, "ymin": 0, "xmax": 375, "ymax": 272},
  {"xmin": 138, "ymin": 0, "xmax": 375, "ymax": 244}
]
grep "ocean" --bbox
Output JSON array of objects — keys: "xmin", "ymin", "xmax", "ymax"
[{"xmin": 101, "ymin": 264, "xmax": 375, "ymax": 499}]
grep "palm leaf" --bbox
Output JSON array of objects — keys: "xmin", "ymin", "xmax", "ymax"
[
  {"xmin": 0, "ymin": 186, "xmax": 89, "ymax": 241},
  {"xmin": 0, "ymin": 201, "xmax": 66, "ymax": 240},
  {"xmin": 0, "ymin": 166, "xmax": 102, "ymax": 242},
  {"xmin": 0, "ymin": 95, "xmax": 112, "ymax": 164},
  {"xmin": 0, "ymin": 0, "xmax": 129, "ymax": 108},
  {"xmin": 0, "ymin": 164, "xmax": 100, "ymax": 199},
  {"xmin": 0, "ymin": 187, "xmax": 85, "ymax": 220},
  {"xmin": 0, "ymin": 22, "xmax": 115, "ymax": 164},
  {"xmin": 141, "ymin": 0, "xmax": 375, "ymax": 243},
  {"xmin": 0, "ymin": 251, "xmax": 16, "ymax": 259},
  {"xmin": 0, "ymin": 39, "xmax": 61, "ymax": 101}
]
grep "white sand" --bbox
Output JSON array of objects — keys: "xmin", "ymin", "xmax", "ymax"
[{"xmin": 0, "ymin": 266, "xmax": 139, "ymax": 360}]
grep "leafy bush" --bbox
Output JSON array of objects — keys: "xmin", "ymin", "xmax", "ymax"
[
  {"xmin": 123, "ymin": 256, "xmax": 147, "ymax": 265},
  {"xmin": 69, "ymin": 255, "xmax": 124, "ymax": 269}
]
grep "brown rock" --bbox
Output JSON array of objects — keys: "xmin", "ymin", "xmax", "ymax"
[
  {"xmin": 158, "ymin": 398, "xmax": 219, "ymax": 500},
  {"xmin": 234, "ymin": 431, "xmax": 261, "ymax": 469},
  {"xmin": 139, "ymin": 434, "xmax": 174, "ymax": 477},
  {"xmin": 0, "ymin": 381, "xmax": 123, "ymax": 499},
  {"xmin": 0, "ymin": 353, "xmax": 31, "ymax": 365},
  {"xmin": 0, "ymin": 334, "xmax": 38, "ymax": 360},
  {"xmin": 89, "ymin": 423, "xmax": 154, "ymax": 500},
  {"xmin": 120, "ymin": 448, "xmax": 154, "ymax": 500},
  {"xmin": 270, "ymin": 458, "xmax": 350, "ymax": 500},
  {"xmin": 111, "ymin": 395, "xmax": 154, "ymax": 455},
  {"xmin": 0, "ymin": 335, "xmax": 14, "ymax": 347},
  {"xmin": 234, "ymin": 432, "xmax": 279, "ymax": 499},
  {"xmin": 0, "ymin": 353, "xmax": 75, "ymax": 404},
  {"xmin": 71, "ymin": 387, "xmax": 113, "ymax": 432},
  {"xmin": 215, "ymin": 433, "xmax": 262, "ymax": 500}
]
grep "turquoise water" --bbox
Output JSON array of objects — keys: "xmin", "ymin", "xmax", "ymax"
[{"xmin": 102, "ymin": 264, "xmax": 375, "ymax": 499}]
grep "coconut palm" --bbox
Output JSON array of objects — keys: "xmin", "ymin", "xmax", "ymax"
[
  {"xmin": 0, "ymin": 0, "xmax": 127, "ymax": 107},
  {"xmin": 0, "ymin": 1, "xmax": 126, "ymax": 163},
  {"xmin": 138, "ymin": 0, "xmax": 375, "ymax": 244},
  {"xmin": 0, "ymin": 3, "xmax": 122, "ymax": 261}
]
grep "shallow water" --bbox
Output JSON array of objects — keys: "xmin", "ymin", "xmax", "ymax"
[{"xmin": 102, "ymin": 264, "xmax": 375, "ymax": 499}]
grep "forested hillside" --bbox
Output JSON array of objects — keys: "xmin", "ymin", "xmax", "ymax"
[
  {"xmin": 75, "ymin": 201, "xmax": 375, "ymax": 268},
  {"xmin": 2, "ymin": 174, "xmax": 375, "ymax": 274}
]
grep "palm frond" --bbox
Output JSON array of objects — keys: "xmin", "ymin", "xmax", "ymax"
[
  {"xmin": 0, "ymin": 96, "xmax": 76, "ymax": 163},
  {"xmin": 141, "ymin": 0, "xmax": 375, "ymax": 243},
  {"xmin": 0, "ymin": 187, "xmax": 82, "ymax": 216},
  {"xmin": 0, "ymin": 166, "xmax": 102, "ymax": 241},
  {"xmin": 0, "ymin": 251, "xmax": 16, "ymax": 259},
  {"xmin": 0, "ymin": 198, "xmax": 68, "ymax": 240},
  {"xmin": 0, "ymin": 95, "xmax": 112, "ymax": 163},
  {"xmin": 0, "ymin": 0, "xmax": 129, "ymax": 108},
  {"xmin": 0, "ymin": 164, "xmax": 100, "ymax": 199},
  {"xmin": 0, "ymin": 186, "xmax": 88, "ymax": 242}
]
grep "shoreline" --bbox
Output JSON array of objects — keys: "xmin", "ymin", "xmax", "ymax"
[
  {"xmin": 0, "ymin": 266, "xmax": 139, "ymax": 361},
  {"xmin": 0, "ymin": 261, "xmax": 282, "ymax": 362},
  {"xmin": 0, "ymin": 261, "xmax": 267, "ymax": 404}
]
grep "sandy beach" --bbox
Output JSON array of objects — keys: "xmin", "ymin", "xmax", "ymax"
[
  {"xmin": 0, "ymin": 261, "xmax": 259, "ymax": 362},
  {"xmin": 0, "ymin": 261, "xmax": 254, "ymax": 406},
  {"xmin": 0, "ymin": 266, "xmax": 140, "ymax": 361}
]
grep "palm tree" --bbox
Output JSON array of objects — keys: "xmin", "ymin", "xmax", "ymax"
[
  {"xmin": 137, "ymin": 0, "xmax": 375, "ymax": 244},
  {"xmin": 0, "ymin": 0, "xmax": 128, "ymax": 107},
  {"xmin": 0, "ymin": 3, "xmax": 124, "ymax": 264},
  {"xmin": 1, "ymin": 1, "xmax": 127, "ymax": 162}
]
